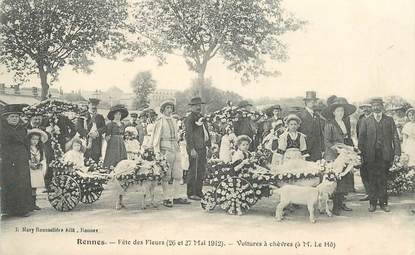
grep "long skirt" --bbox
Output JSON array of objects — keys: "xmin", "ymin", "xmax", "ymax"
[
  {"xmin": 1, "ymin": 146, "xmax": 33, "ymax": 216},
  {"xmin": 103, "ymin": 135, "xmax": 127, "ymax": 169}
]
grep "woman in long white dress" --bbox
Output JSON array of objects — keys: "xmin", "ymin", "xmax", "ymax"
[{"xmin": 402, "ymin": 108, "xmax": 415, "ymax": 166}]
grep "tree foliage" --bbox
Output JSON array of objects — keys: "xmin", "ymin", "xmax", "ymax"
[
  {"xmin": 0, "ymin": 0, "xmax": 130, "ymax": 99},
  {"xmin": 131, "ymin": 71, "xmax": 157, "ymax": 110},
  {"xmin": 131, "ymin": 0, "xmax": 306, "ymax": 99},
  {"xmin": 174, "ymin": 78, "xmax": 243, "ymax": 116}
]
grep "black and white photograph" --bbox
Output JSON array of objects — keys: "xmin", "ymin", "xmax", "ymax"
[{"xmin": 0, "ymin": 0, "xmax": 414, "ymax": 254}]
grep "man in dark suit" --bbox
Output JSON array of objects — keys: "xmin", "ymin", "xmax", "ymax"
[
  {"xmin": 233, "ymin": 100, "xmax": 257, "ymax": 151},
  {"xmin": 356, "ymin": 103, "xmax": 372, "ymax": 201},
  {"xmin": 76, "ymin": 98, "xmax": 106, "ymax": 163},
  {"xmin": 297, "ymin": 91, "xmax": 325, "ymax": 161},
  {"xmin": 358, "ymin": 97, "xmax": 401, "ymax": 212},
  {"xmin": 185, "ymin": 97, "xmax": 211, "ymax": 200}
]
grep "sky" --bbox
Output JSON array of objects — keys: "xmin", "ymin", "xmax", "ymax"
[{"xmin": 0, "ymin": 0, "xmax": 414, "ymax": 102}]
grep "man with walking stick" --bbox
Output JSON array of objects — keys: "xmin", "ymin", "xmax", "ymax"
[{"xmin": 185, "ymin": 97, "xmax": 211, "ymax": 200}]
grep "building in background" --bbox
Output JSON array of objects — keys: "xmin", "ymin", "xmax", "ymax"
[{"xmin": 0, "ymin": 83, "xmax": 62, "ymax": 106}]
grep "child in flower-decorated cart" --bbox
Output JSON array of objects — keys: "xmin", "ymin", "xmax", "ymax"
[
  {"xmin": 124, "ymin": 126, "xmax": 141, "ymax": 160},
  {"xmin": 231, "ymin": 135, "xmax": 269, "ymax": 174},
  {"xmin": 275, "ymin": 114, "xmax": 309, "ymax": 164},
  {"xmin": 63, "ymin": 138, "xmax": 88, "ymax": 172},
  {"xmin": 271, "ymin": 114, "xmax": 320, "ymax": 176}
]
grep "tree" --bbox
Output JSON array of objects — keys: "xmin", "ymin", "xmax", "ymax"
[
  {"xmin": 131, "ymin": 71, "xmax": 157, "ymax": 110},
  {"xmin": 175, "ymin": 78, "xmax": 243, "ymax": 116},
  {"xmin": 131, "ymin": 0, "xmax": 305, "ymax": 101},
  {"xmin": 0, "ymin": 0, "xmax": 130, "ymax": 99}
]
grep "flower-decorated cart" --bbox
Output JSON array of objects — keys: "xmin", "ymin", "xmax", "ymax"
[
  {"xmin": 23, "ymin": 100, "xmax": 113, "ymax": 211},
  {"xmin": 46, "ymin": 160, "xmax": 111, "ymax": 211},
  {"xmin": 201, "ymin": 144, "xmax": 361, "ymax": 216},
  {"xmin": 23, "ymin": 100, "xmax": 168, "ymax": 212}
]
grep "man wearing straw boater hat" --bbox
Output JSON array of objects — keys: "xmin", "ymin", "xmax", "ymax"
[
  {"xmin": 76, "ymin": 98, "xmax": 106, "ymax": 163},
  {"xmin": 358, "ymin": 97, "xmax": 401, "ymax": 212},
  {"xmin": 151, "ymin": 99, "xmax": 191, "ymax": 207},
  {"xmin": 297, "ymin": 91, "xmax": 325, "ymax": 161},
  {"xmin": 185, "ymin": 97, "xmax": 211, "ymax": 200}
]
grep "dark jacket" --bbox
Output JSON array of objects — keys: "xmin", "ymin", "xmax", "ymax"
[
  {"xmin": 358, "ymin": 114, "xmax": 401, "ymax": 163},
  {"xmin": 76, "ymin": 113, "xmax": 106, "ymax": 160},
  {"xmin": 323, "ymin": 118, "xmax": 354, "ymax": 193},
  {"xmin": 185, "ymin": 112, "xmax": 211, "ymax": 152},
  {"xmin": 323, "ymin": 119, "xmax": 353, "ymax": 161},
  {"xmin": 297, "ymin": 109, "xmax": 325, "ymax": 161}
]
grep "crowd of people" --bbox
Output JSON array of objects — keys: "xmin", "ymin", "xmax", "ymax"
[{"xmin": 1, "ymin": 91, "xmax": 414, "ymax": 218}]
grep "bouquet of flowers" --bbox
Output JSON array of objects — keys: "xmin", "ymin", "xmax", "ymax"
[
  {"xmin": 23, "ymin": 99, "xmax": 81, "ymax": 118},
  {"xmin": 388, "ymin": 154, "xmax": 415, "ymax": 195},
  {"xmin": 114, "ymin": 149, "xmax": 168, "ymax": 190}
]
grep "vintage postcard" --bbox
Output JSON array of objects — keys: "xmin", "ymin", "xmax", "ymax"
[{"xmin": 0, "ymin": 0, "xmax": 414, "ymax": 254}]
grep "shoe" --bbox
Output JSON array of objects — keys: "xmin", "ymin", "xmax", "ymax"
[
  {"xmin": 411, "ymin": 209, "xmax": 415, "ymax": 214},
  {"xmin": 369, "ymin": 205, "xmax": 376, "ymax": 212},
  {"xmin": 359, "ymin": 196, "xmax": 369, "ymax": 201},
  {"xmin": 173, "ymin": 198, "xmax": 191, "ymax": 205},
  {"xmin": 341, "ymin": 204, "xmax": 353, "ymax": 212},
  {"xmin": 332, "ymin": 209, "xmax": 340, "ymax": 216},
  {"xmin": 380, "ymin": 205, "xmax": 390, "ymax": 212},
  {"xmin": 189, "ymin": 195, "xmax": 202, "ymax": 201},
  {"xmin": 162, "ymin": 200, "xmax": 173, "ymax": 208},
  {"xmin": 33, "ymin": 205, "xmax": 41, "ymax": 211}
]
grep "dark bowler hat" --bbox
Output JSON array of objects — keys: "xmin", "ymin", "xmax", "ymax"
[
  {"xmin": 188, "ymin": 97, "xmax": 206, "ymax": 105},
  {"xmin": 369, "ymin": 97, "xmax": 384, "ymax": 105},
  {"xmin": 326, "ymin": 95, "xmax": 338, "ymax": 106},
  {"xmin": 304, "ymin": 91, "xmax": 318, "ymax": 101},
  {"xmin": 107, "ymin": 104, "xmax": 129, "ymax": 121},
  {"xmin": 237, "ymin": 100, "xmax": 252, "ymax": 108},
  {"xmin": 88, "ymin": 98, "xmax": 101, "ymax": 106},
  {"xmin": 1, "ymin": 104, "xmax": 28, "ymax": 116},
  {"xmin": 321, "ymin": 97, "xmax": 357, "ymax": 119}
]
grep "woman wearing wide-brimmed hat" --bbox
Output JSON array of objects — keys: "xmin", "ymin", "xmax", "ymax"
[
  {"xmin": 322, "ymin": 97, "xmax": 357, "ymax": 215},
  {"xmin": 0, "ymin": 104, "xmax": 33, "ymax": 217},
  {"xmin": 27, "ymin": 128, "xmax": 49, "ymax": 210},
  {"xmin": 402, "ymin": 108, "xmax": 415, "ymax": 166},
  {"xmin": 103, "ymin": 104, "xmax": 129, "ymax": 168}
]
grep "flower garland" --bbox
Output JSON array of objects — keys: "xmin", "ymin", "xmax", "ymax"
[
  {"xmin": 205, "ymin": 105, "xmax": 266, "ymax": 135},
  {"xmin": 23, "ymin": 99, "xmax": 81, "ymax": 118},
  {"xmin": 387, "ymin": 154, "xmax": 415, "ymax": 195},
  {"xmin": 114, "ymin": 149, "xmax": 168, "ymax": 191}
]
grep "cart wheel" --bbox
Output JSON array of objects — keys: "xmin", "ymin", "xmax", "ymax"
[
  {"xmin": 201, "ymin": 191, "xmax": 217, "ymax": 211},
  {"xmin": 215, "ymin": 177, "xmax": 256, "ymax": 215},
  {"xmin": 48, "ymin": 174, "xmax": 81, "ymax": 211}
]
